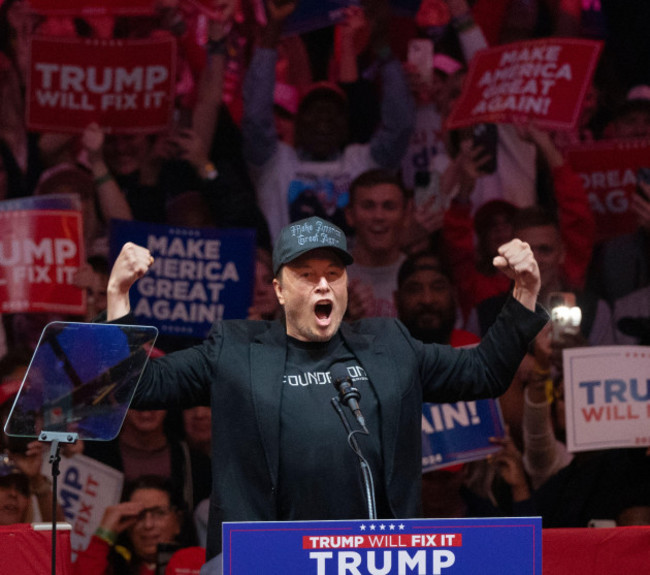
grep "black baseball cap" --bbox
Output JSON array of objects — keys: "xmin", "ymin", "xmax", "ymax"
[{"xmin": 272, "ymin": 216, "xmax": 354, "ymax": 275}]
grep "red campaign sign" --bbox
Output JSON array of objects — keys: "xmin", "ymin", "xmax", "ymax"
[
  {"xmin": 29, "ymin": 0, "xmax": 155, "ymax": 17},
  {"xmin": 565, "ymin": 139, "xmax": 650, "ymax": 242},
  {"xmin": 446, "ymin": 38, "xmax": 603, "ymax": 130},
  {"xmin": 26, "ymin": 36, "xmax": 176, "ymax": 134},
  {"xmin": 0, "ymin": 209, "xmax": 85, "ymax": 315}
]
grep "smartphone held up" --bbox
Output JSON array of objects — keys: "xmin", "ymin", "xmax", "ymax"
[{"xmin": 549, "ymin": 292, "xmax": 582, "ymax": 344}]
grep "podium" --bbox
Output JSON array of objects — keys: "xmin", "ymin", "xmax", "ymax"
[
  {"xmin": 0, "ymin": 523, "xmax": 72, "ymax": 575},
  {"xmin": 222, "ymin": 517, "xmax": 542, "ymax": 574}
]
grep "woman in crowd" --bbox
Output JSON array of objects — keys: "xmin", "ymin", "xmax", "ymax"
[{"xmin": 74, "ymin": 474, "xmax": 193, "ymax": 575}]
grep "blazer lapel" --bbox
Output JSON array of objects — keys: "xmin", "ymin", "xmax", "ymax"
[
  {"xmin": 340, "ymin": 323, "xmax": 401, "ymax": 486},
  {"xmin": 250, "ymin": 322, "xmax": 287, "ymax": 487}
]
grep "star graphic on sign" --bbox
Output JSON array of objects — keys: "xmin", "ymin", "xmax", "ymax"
[
  {"xmin": 380, "ymin": 524, "xmax": 386, "ymax": 531},
  {"xmin": 360, "ymin": 525, "xmax": 366, "ymax": 531},
  {"xmin": 389, "ymin": 524, "xmax": 396, "ymax": 531},
  {"xmin": 370, "ymin": 524, "xmax": 376, "ymax": 531},
  {"xmin": 399, "ymin": 524, "xmax": 405, "ymax": 530}
]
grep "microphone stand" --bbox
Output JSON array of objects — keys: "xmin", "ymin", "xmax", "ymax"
[{"xmin": 330, "ymin": 396, "xmax": 377, "ymax": 520}]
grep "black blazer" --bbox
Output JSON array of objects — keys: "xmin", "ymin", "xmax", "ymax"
[{"xmin": 131, "ymin": 296, "xmax": 548, "ymax": 559}]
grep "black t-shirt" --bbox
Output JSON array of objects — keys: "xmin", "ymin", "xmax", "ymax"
[{"xmin": 277, "ymin": 333, "xmax": 390, "ymax": 520}]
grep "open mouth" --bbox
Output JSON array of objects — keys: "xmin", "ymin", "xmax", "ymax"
[{"xmin": 315, "ymin": 302, "xmax": 333, "ymax": 321}]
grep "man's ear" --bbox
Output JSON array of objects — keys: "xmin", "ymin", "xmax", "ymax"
[{"xmin": 273, "ymin": 277, "xmax": 285, "ymax": 306}]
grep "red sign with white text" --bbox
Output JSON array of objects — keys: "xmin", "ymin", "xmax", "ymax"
[
  {"xmin": 446, "ymin": 38, "xmax": 602, "ymax": 130},
  {"xmin": 29, "ymin": 0, "xmax": 155, "ymax": 16},
  {"xmin": 565, "ymin": 139, "xmax": 650, "ymax": 241},
  {"xmin": 0, "ymin": 209, "xmax": 85, "ymax": 314},
  {"xmin": 27, "ymin": 36, "xmax": 176, "ymax": 134}
]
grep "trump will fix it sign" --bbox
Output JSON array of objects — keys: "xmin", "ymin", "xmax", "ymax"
[{"xmin": 26, "ymin": 36, "xmax": 176, "ymax": 134}]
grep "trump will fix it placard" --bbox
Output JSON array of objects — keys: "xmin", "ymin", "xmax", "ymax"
[
  {"xmin": 563, "ymin": 346, "xmax": 650, "ymax": 453},
  {"xmin": 26, "ymin": 36, "xmax": 176, "ymax": 134}
]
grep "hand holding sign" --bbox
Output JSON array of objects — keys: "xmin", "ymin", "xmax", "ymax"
[{"xmin": 514, "ymin": 120, "xmax": 564, "ymax": 169}]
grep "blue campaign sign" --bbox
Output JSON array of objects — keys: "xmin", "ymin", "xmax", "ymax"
[
  {"xmin": 109, "ymin": 220, "xmax": 256, "ymax": 338},
  {"xmin": 223, "ymin": 517, "xmax": 542, "ymax": 574},
  {"xmin": 422, "ymin": 399, "xmax": 505, "ymax": 472}
]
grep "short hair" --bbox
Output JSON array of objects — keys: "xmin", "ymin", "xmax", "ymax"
[
  {"xmin": 397, "ymin": 251, "xmax": 453, "ymax": 289},
  {"xmin": 122, "ymin": 474, "xmax": 184, "ymax": 511},
  {"xmin": 118, "ymin": 473, "xmax": 197, "ymax": 548},
  {"xmin": 297, "ymin": 83, "xmax": 348, "ymax": 117},
  {"xmin": 348, "ymin": 169, "xmax": 407, "ymax": 205},
  {"xmin": 474, "ymin": 200, "xmax": 518, "ymax": 238},
  {"xmin": 512, "ymin": 206, "xmax": 559, "ymax": 232}
]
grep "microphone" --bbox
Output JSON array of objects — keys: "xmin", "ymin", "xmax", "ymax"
[{"xmin": 330, "ymin": 363, "xmax": 368, "ymax": 432}]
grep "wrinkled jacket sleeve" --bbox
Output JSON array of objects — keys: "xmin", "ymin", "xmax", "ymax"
[
  {"xmin": 418, "ymin": 297, "xmax": 548, "ymax": 403},
  {"xmin": 130, "ymin": 325, "xmax": 223, "ymax": 409}
]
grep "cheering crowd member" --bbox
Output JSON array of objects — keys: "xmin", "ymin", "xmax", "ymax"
[{"xmin": 104, "ymin": 215, "xmax": 547, "ymax": 565}]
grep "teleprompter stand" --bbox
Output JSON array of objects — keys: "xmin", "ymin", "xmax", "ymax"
[
  {"xmin": 4, "ymin": 321, "xmax": 159, "ymax": 575},
  {"xmin": 40, "ymin": 431, "xmax": 78, "ymax": 575}
]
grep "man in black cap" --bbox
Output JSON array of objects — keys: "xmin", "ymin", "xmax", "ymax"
[{"xmin": 106, "ymin": 215, "xmax": 547, "ymax": 563}]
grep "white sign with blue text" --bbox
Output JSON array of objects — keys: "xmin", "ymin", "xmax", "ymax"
[
  {"xmin": 563, "ymin": 346, "xmax": 650, "ymax": 452},
  {"xmin": 109, "ymin": 219, "xmax": 256, "ymax": 338}
]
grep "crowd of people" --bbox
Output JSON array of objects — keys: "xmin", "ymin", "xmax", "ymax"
[{"xmin": 2, "ymin": 0, "xmax": 650, "ymax": 572}]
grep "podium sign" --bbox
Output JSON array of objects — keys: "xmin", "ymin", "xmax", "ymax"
[{"xmin": 223, "ymin": 517, "xmax": 542, "ymax": 574}]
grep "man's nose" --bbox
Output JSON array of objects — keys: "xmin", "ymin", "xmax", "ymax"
[{"xmin": 315, "ymin": 276, "xmax": 330, "ymax": 291}]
